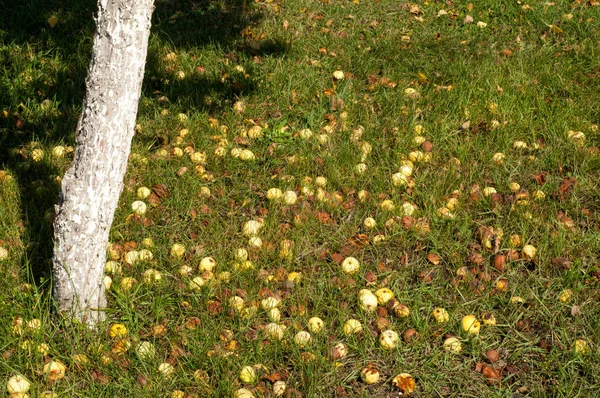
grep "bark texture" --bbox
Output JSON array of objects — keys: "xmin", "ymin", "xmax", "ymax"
[{"xmin": 52, "ymin": 0, "xmax": 154, "ymax": 325}]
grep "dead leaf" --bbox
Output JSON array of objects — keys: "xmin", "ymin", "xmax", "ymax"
[
  {"xmin": 401, "ymin": 252, "xmax": 409, "ymax": 265},
  {"xmin": 137, "ymin": 374, "xmax": 150, "ymax": 388},
  {"xmin": 330, "ymin": 96, "xmax": 345, "ymax": 111},
  {"xmin": 148, "ymin": 193, "xmax": 161, "ymax": 206},
  {"xmin": 263, "ymin": 370, "xmax": 289, "ymax": 383},
  {"xmin": 551, "ymin": 257, "xmax": 571, "ymax": 270},
  {"xmin": 152, "ymin": 184, "xmax": 170, "ymax": 198},
  {"xmin": 418, "ymin": 269, "xmax": 435, "ymax": 283},
  {"xmin": 556, "ymin": 177, "xmax": 577, "ymax": 199},
  {"xmin": 409, "ymin": 4, "xmax": 423, "ymax": 14},
  {"xmin": 365, "ymin": 271, "xmax": 377, "ymax": 285},
  {"xmin": 347, "ymin": 234, "xmax": 370, "ymax": 248},
  {"xmin": 471, "ymin": 121, "xmax": 489, "ymax": 134},
  {"xmin": 340, "ymin": 245, "xmax": 357, "ymax": 256},
  {"xmin": 90, "ymin": 369, "xmax": 110, "ymax": 384},
  {"xmin": 331, "ymin": 252, "xmax": 345, "ymax": 264},
  {"xmin": 557, "ymin": 212, "xmax": 575, "ymax": 230},
  {"xmin": 426, "ymin": 253, "xmax": 440, "ymax": 265},
  {"xmin": 316, "ymin": 211, "xmax": 332, "ymax": 223},
  {"xmin": 2, "ymin": 349, "xmax": 15, "ymax": 360},
  {"xmin": 531, "ymin": 171, "xmax": 547, "ymax": 184},
  {"xmin": 481, "ymin": 365, "xmax": 502, "ymax": 383}
]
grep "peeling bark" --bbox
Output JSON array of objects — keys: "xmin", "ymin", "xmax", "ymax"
[{"xmin": 52, "ymin": 0, "xmax": 154, "ymax": 326}]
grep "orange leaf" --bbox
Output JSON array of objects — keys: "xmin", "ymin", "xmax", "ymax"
[
  {"xmin": 427, "ymin": 253, "xmax": 440, "ymax": 265},
  {"xmin": 317, "ymin": 211, "xmax": 332, "ymax": 223},
  {"xmin": 347, "ymin": 233, "xmax": 370, "ymax": 248},
  {"xmin": 331, "ymin": 252, "xmax": 344, "ymax": 264}
]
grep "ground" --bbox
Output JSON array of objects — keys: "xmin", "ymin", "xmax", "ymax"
[{"xmin": 1, "ymin": 0, "xmax": 600, "ymax": 396}]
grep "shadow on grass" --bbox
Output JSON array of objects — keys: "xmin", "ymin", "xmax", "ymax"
[{"xmin": 0, "ymin": 0, "xmax": 286, "ymax": 282}]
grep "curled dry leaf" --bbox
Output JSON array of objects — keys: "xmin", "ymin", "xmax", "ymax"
[
  {"xmin": 426, "ymin": 253, "xmax": 440, "ymax": 265},
  {"xmin": 263, "ymin": 370, "xmax": 289, "ymax": 383},
  {"xmin": 347, "ymin": 234, "xmax": 370, "ymax": 248},
  {"xmin": 331, "ymin": 252, "xmax": 345, "ymax": 265},
  {"xmin": 481, "ymin": 364, "xmax": 502, "ymax": 383},
  {"xmin": 152, "ymin": 183, "xmax": 170, "ymax": 198}
]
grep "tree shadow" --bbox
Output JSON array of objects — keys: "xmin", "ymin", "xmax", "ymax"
[{"xmin": 0, "ymin": 0, "xmax": 287, "ymax": 282}]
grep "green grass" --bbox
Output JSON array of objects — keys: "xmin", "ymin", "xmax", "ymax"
[{"xmin": 1, "ymin": 0, "xmax": 600, "ymax": 396}]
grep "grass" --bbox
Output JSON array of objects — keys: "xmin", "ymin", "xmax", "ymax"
[{"xmin": 1, "ymin": 0, "xmax": 600, "ymax": 396}]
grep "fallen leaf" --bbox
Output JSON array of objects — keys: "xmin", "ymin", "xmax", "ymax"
[
  {"xmin": 409, "ymin": 4, "xmax": 423, "ymax": 14},
  {"xmin": 331, "ymin": 252, "xmax": 345, "ymax": 264},
  {"xmin": 347, "ymin": 234, "xmax": 370, "ymax": 248},
  {"xmin": 152, "ymin": 183, "xmax": 170, "ymax": 198},
  {"xmin": 340, "ymin": 245, "xmax": 358, "ymax": 256},
  {"xmin": 90, "ymin": 369, "xmax": 110, "ymax": 384},
  {"xmin": 316, "ymin": 211, "xmax": 333, "ymax": 223},
  {"xmin": 263, "ymin": 370, "xmax": 289, "ymax": 383},
  {"xmin": 365, "ymin": 271, "xmax": 377, "ymax": 285},
  {"xmin": 531, "ymin": 171, "xmax": 547, "ymax": 185},
  {"xmin": 426, "ymin": 253, "xmax": 440, "ymax": 265},
  {"xmin": 148, "ymin": 193, "xmax": 161, "ymax": 206},
  {"xmin": 481, "ymin": 365, "xmax": 502, "ymax": 383},
  {"xmin": 556, "ymin": 177, "xmax": 577, "ymax": 200}
]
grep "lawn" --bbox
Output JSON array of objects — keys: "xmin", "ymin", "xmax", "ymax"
[{"xmin": 1, "ymin": 0, "xmax": 600, "ymax": 396}]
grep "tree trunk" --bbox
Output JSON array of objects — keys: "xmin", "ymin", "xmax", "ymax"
[{"xmin": 52, "ymin": 0, "xmax": 154, "ymax": 326}]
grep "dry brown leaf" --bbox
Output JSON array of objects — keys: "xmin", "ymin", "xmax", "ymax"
[
  {"xmin": 531, "ymin": 171, "xmax": 548, "ymax": 185},
  {"xmin": 347, "ymin": 233, "xmax": 370, "ymax": 248},
  {"xmin": 426, "ymin": 253, "xmax": 440, "ymax": 265},
  {"xmin": 316, "ymin": 211, "xmax": 333, "ymax": 223},
  {"xmin": 90, "ymin": 369, "xmax": 110, "ymax": 384},
  {"xmin": 557, "ymin": 177, "xmax": 577, "ymax": 199},
  {"xmin": 148, "ymin": 193, "xmax": 161, "ymax": 206},
  {"xmin": 331, "ymin": 252, "xmax": 345, "ymax": 264},
  {"xmin": 263, "ymin": 370, "xmax": 289, "ymax": 383},
  {"xmin": 340, "ymin": 245, "xmax": 357, "ymax": 256},
  {"xmin": 152, "ymin": 183, "xmax": 170, "ymax": 198},
  {"xmin": 481, "ymin": 365, "xmax": 502, "ymax": 383},
  {"xmin": 409, "ymin": 4, "xmax": 423, "ymax": 14}
]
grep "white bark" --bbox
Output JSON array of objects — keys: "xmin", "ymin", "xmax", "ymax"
[{"xmin": 52, "ymin": 0, "xmax": 154, "ymax": 326}]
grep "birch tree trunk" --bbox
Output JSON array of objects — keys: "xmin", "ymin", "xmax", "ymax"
[{"xmin": 52, "ymin": 0, "xmax": 154, "ymax": 326}]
